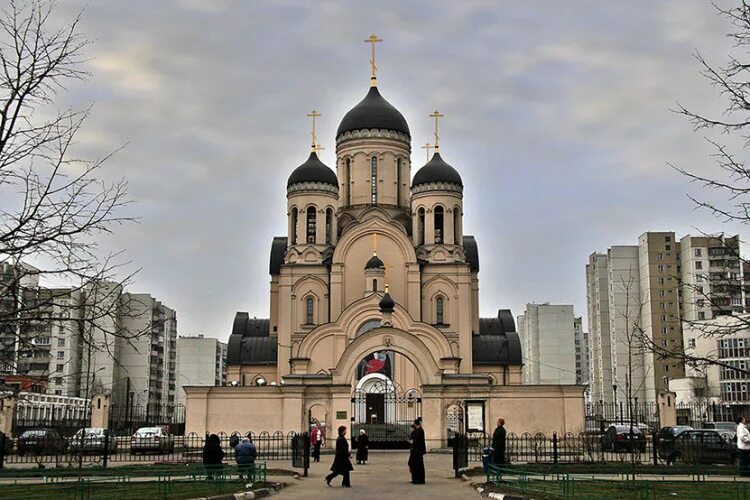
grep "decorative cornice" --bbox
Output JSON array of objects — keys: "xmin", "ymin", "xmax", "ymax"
[
  {"xmin": 412, "ymin": 181, "xmax": 463, "ymax": 196},
  {"xmin": 336, "ymin": 128, "xmax": 410, "ymax": 145},
  {"xmin": 287, "ymin": 181, "xmax": 339, "ymax": 196}
]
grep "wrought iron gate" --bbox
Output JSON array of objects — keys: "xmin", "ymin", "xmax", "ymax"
[{"xmin": 350, "ymin": 380, "xmax": 421, "ymax": 449}]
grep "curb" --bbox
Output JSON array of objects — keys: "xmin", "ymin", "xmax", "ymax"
[
  {"xmin": 190, "ymin": 481, "xmax": 287, "ymax": 500},
  {"xmin": 473, "ymin": 483, "xmax": 526, "ymax": 500}
]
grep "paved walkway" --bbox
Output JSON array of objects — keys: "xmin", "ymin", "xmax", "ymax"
[{"xmin": 275, "ymin": 451, "xmax": 475, "ymax": 500}]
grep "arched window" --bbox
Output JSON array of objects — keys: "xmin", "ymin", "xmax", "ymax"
[
  {"xmin": 306, "ymin": 207, "xmax": 316, "ymax": 244},
  {"xmin": 370, "ymin": 157, "xmax": 378, "ymax": 204},
  {"xmin": 418, "ymin": 208, "xmax": 425, "ymax": 245},
  {"xmin": 346, "ymin": 159, "xmax": 351, "ymax": 205},
  {"xmin": 396, "ymin": 158, "xmax": 401, "ymax": 206},
  {"xmin": 372, "ymin": 279, "xmax": 377, "ymax": 292},
  {"xmin": 290, "ymin": 208, "xmax": 298, "ymax": 245},
  {"xmin": 305, "ymin": 297, "xmax": 314, "ymax": 324},
  {"xmin": 436, "ymin": 297, "xmax": 445, "ymax": 325},
  {"xmin": 434, "ymin": 206, "xmax": 444, "ymax": 244},
  {"xmin": 453, "ymin": 206, "xmax": 460, "ymax": 245},
  {"xmin": 325, "ymin": 208, "xmax": 333, "ymax": 244}
]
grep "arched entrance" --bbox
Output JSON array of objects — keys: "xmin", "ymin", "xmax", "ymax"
[
  {"xmin": 446, "ymin": 403, "xmax": 464, "ymax": 447},
  {"xmin": 351, "ymin": 378, "xmax": 421, "ymax": 449}
]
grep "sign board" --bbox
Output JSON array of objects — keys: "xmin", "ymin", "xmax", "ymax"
[
  {"xmin": 466, "ymin": 400, "xmax": 485, "ymax": 432},
  {"xmin": 336, "ymin": 411, "xmax": 347, "ymax": 420}
]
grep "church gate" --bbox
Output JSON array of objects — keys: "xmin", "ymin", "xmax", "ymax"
[{"xmin": 350, "ymin": 380, "xmax": 421, "ymax": 449}]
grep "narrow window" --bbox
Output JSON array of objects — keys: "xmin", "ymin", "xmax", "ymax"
[
  {"xmin": 453, "ymin": 206, "xmax": 460, "ymax": 244},
  {"xmin": 346, "ymin": 159, "xmax": 351, "ymax": 205},
  {"xmin": 325, "ymin": 208, "xmax": 333, "ymax": 244},
  {"xmin": 418, "ymin": 208, "xmax": 425, "ymax": 245},
  {"xmin": 306, "ymin": 297, "xmax": 314, "ymax": 324},
  {"xmin": 372, "ymin": 279, "xmax": 377, "ymax": 292},
  {"xmin": 436, "ymin": 297, "xmax": 444, "ymax": 324},
  {"xmin": 290, "ymin": 208, "xmax": 298, "ymax": 245},
  {"xmin": 396, "ymin": 158, "xmax": 401, "ymax": 206},
  {"xmin": 306, "ymin": 207, "xmax": 316, "ymax": 244},
  {"xmin": 434, "ymin": 206, "xmax": 444, "ymax": 244},
  {"xmin": 370, "ymin": 157, "xmax": 377, "ymax": 204}
]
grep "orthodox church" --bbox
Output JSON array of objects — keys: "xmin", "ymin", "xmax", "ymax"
[{"xmin": 185, "ymin": 37, "xmax": 584, "ymax": 445}]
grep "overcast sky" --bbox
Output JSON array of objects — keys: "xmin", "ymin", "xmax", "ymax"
[{"xmin": 42, "ymin": 0, "xmax": 749, "ymax": 341}]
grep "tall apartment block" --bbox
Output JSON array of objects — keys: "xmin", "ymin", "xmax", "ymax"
[
  {"xmin": 175, "ymin": 334, "xmax": 227, "ymax": 406},
  {"xmin": 587, "ymin": 232, "xmax": 744, "ymax": 405},
  {"xmin": 517, "ymin": 303, "xmax": 577, "ymax": 385},
  {"xmin": 573, "ymin": 317, "xmax": 590, "ymax": 388}
]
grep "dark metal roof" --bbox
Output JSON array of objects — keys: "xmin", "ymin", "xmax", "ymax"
[
  {"xmin": 336, "ymin": 86, "xmax": 410, "ymax": 138},
  {"xmin": 287, "ymin": 152, "xmax": 338, "ymax": 188},
  {"xmin": 379, "ymin": 292, "xmax": 395, "ymax": 312},
  {"xmin": 227, "ymin": 312, "xmax": 276, "ymax": 365},
  {"xmin": 411, "ymin": 152, "xmax": 463, "ymax": 188},
  {"xmin": 365, "ymin": 254, "xmax": 384, "ymax": 269},
  {"xmin": 463, "ymin": 236, "xmax": 479, "ymax": 272},
  {"xmin": 474, "ymin": 309, "xmax": 522, "ymax": 365},
  {"xmin": 269, "ymin": 237, "xmax": 287, "ymax": 275}
]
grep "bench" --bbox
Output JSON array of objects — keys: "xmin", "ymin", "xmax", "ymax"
[{"xmin": 187, "ymin": 462, "xmax": 267, "ymax": 484}]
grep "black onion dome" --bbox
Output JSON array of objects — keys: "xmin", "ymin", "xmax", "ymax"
[
  {"xmin": 379, "ymin": 291, "xmax": 395, "ymax": 313},
  {"xmin": 411, "ymin": 152, "xmax": 463, "ymax": 188},
  {"xmin": 365, "ymin": 253, "xmax": 385, "ymax": 270},
  {"xmin": 287, "ymin": 152, "xmax": 338, "ymax": 189},
  {"xmin": 337, "ymin": 86, "xmax": 410, "ymax": 137}
]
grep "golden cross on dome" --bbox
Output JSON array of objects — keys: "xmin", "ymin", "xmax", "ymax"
[
  {"xmin": 364, "ymin": 33, "xmax": 383, "ymax": 86},
  {"xmin": 306, "ymin": 109, "xmax": 321, "ymax": 153},
  {"xmin": 429, "ymin": 110, "xmax": 444, "ymax": 151},
  {"xmin": 421, "ymin": 142, "xmax": 434, "ymax": 162},
  {"xmin": 313, "ymin": 143, "xmax": 325, "ymax": 155}
]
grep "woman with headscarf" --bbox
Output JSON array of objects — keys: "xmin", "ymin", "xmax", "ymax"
[
  {"xmin": 202, "ymin": 433, "xmax": 225, "ymax": 480},
  {"xmin": 356, "ymin": 429, "xmax": 369, "ymax": 464}
]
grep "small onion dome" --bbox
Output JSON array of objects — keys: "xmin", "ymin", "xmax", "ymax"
[
  {"xmin": 379, "ymin": 286, "xmax": 395, "ymax": 313},
  {"xmin": 365, "ymin": 252, "xmax": 385, "ymax": 270},
  {"xmin": 287, "ymin": 152, "xmax": 338, "ymax": 189},
  {"xmin": 337, "ymin": 86, "xmax": 410, "ymax": 138},
  {"xmin": 411, "ymin": 152, "xmax": 463, "ymax": 188}
]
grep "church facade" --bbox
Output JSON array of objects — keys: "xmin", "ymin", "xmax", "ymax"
[{"xmin": 185, "ymin": 48, "xmax": 584, "ymax": 446}]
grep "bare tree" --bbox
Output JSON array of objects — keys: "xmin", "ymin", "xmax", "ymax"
[{"xmin": 0, "ymin": 1, "xmax": 143, "ymax": 402}]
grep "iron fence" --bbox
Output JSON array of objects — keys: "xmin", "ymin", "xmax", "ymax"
[
  {"xmin": 0, "ymin": 430, "xmax": 298, "ymax": 467},
  {"xmin": 108, "ymin": 404, "xmax": 186, "ymax": 436}
]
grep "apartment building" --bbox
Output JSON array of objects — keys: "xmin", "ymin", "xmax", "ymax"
[
  {"xmin": 175, "ymin": 334, "xmax": 227, "ymax": 406},
  {"xmin": 517, "ymin": 303, "xmax": 577, "ymax": 385},
  {"xmin": 586, "ymin": 253, "xmax": 612, "ymax": 402},
  {"xmin": 573, "ymin": 317, "xmax": 590, "ymax": 388}
]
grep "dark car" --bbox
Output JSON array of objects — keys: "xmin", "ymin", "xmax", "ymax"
[
  {"xmin": 601, "ymin": 425, "xmax": 647, "ymax": 452},
  {"xmin": 656, "ymin": 425, "xmax": 693, "ymax": 450},
  {"xmin": 701, "ymin": 422, "xmax": 736, "ymax": 442},
  {"xmin": 658, "ymin": 429, "xmax": 736, "ymax": 465},
  {"xmin": 17, "ymin": 429, "xmax": 67, "ymax": 455}
]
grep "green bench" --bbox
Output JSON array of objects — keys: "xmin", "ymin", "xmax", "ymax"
[{"xmin": 186, "ymin": 462, "xmax": 267, "ymax": 484}]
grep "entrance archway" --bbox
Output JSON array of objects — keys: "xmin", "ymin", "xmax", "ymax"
[{"xmin": 446, "ymin": 403, "xmax": 464, "ymax": 447}]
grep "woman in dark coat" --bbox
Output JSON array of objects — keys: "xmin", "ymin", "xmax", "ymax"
[
  {"xmin": 408, "ymin": 419, "xmax": 426, "ymax": 484},
  {"xmin": 202, "ymin": 433, "xmax": 225, "ymax": 479},
  {"xmin": 356, "ymin": 429, "xmax": 369, "ymax": 464},
  {"xmin": 325, "ymin": 426, "xmax": 353, "ymax": 487}
]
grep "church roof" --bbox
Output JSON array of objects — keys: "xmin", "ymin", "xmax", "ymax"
[
  {"xmin": 226, "ymin": 312, "xmax": 277, "ymax": 365},
  {"xmin": 473, "ymin": 309, "xmax": 522, "ymax": 365},
  {"xmin": 337, "ymin": 86, "xmax": 410, "ymax": 138},
  {"xmin": 379, "ymin": 291, "xmax": 395, "ymax": 312},
  {"xmin": 365, "ymin": 253, "xmax": 385, "ymax": 269},
  {"xmin": 463, "ymin": 236, "xmax": 479, "ymax": 272},
  {"xmin": 411, "ymin": 152, "xmax": 463, "ymax": 188},
  {"xmin": 269, "ymin": 237, "xmax": 287, "ymax": 275},
  {"xmin": 287, "ymin": 152, "xmax": 338, "ymax": 189}
]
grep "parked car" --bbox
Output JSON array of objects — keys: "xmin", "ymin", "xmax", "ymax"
[
  {"xmin": 658, "ymin": 429, "xmax": 736, "ymax": 465},
  {"xmin": 17, "ymin": 429, "xmax": 67, "ymax": 455},
  {"xmin": 701, "ymin": 422, "xmax": 736, "ymax": 442},
  {"xmin": 130, "ymin": 427, "xmax": 175, "ymax": 454},
  {"xmin": 656, "ymin": 425, "xmax": 693, "ymax": 448},
  {"xmin": 69, "ymin": 428, "xmax": 118, "ymax": 454},
  {"xmin": 600, "ymin": 425, "xmax": 647, "ymax": 452}
]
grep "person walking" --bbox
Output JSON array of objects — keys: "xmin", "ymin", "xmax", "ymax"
[
  {"xmin": 311, "ymin": 422, "xmax": 324, "ymax": 463},
  {"xmin": 234, "ymin": 437, "xmax": 258, "ymax": 481},
  {"xmin": 202, "ymin": 434, "xmax": 224, "ymax": 480},
  {"xmin": 356, "ymin": 429, "xmax": 369, "ymax": 465},
  {"xmin": 737, "ymin": 416, "xmax": 750, "ymax": 477},
  {"xmin": 325, "ymin": 426, "xmax": 353, "ymax": 487},
  {"xmin": 408, "ymin": 418, "xmax": 426, "ymax": 484},
  {"xmin": 492, "ymin": 417, "xmax": 507, "ymax": 465}
]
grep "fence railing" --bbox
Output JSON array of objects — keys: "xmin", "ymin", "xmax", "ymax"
[{"xmin": 0, "ymin": 430, "xmax": 297, "ymax": 467}]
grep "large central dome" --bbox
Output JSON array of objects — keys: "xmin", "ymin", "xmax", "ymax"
[{"xmin": 336, "ymin": 86, "xmax": 410, "ymax": 138}]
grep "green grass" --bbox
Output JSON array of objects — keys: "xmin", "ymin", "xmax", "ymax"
[{"xmin": 464, "ymin": 462, "xmax": 740, "ymax": 476}]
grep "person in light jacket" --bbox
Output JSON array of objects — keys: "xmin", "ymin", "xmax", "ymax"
[{"xmin": 737, "ymin": 416, "xmax": 750, "ymax": 477}]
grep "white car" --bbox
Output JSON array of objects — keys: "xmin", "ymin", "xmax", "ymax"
[
  {"xmin": 130, "ymin": 427, "xmax": 175, "ymax": 454},
  {"xmin": 69, "ymin": 428, "xmax": 118, "ymax": 453}
]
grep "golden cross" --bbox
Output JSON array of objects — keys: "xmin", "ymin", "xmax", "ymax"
[
  {"xmin": 313, "ymin": 143, "xmax": 325, "ymax": 155},
  {"xmin": 421, "ymin": 142, "xmax": 434, "ymax": 162},
  {"xmin": 306, "ymin": 109, "xmax": 321, "ymax": 152},
  {"xmin": 429, "ymin": 110, "xmax": 444, "ymax": 150},
  {"xmin": 364, "ymin": 33, "xmax": 383, "ymax": 86}
]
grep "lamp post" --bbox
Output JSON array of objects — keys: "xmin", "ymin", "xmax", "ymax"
[{"xmin": 612, "ymin": 384, "xmax": 619, "ymax": 423}]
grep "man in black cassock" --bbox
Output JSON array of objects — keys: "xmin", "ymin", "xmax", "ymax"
[
  {"xmin": 408, "ymin": 418, "xmax": 427, "ymax": 484},
  {"xmin": 492, "ymin": 417, "xmax": 506, "ymax": 464}
]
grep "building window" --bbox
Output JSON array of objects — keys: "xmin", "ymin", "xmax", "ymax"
[
  {"xmin": 290, "ymin": 208, "xmax": 298, "ymax": 245},
  {"xmin": 306, "ymin": 207, "xmax": 316, "ymax": 244},
  {"xmin": 695, "ymin": 261, "xmax": 703, "ymax": 270},
  {"xmin": 666, "ymin": 244, "xmax": 671, "ymax": 251},
  {"xmin": 418, "ymin": 208, "xmax": 425, "ymax": 245},
  {"xmin": 56, "ymin": 363, "xmax": 64, "ymax": 372},
  {"xmin": 436, "ymin": 297, "xmax": 444, "ymax": 325},
  {"xmin": 698, "ymin": 311, "xmax": 706, "ymax": 320},
  {"xmin": 57, "ymin": 351, "xmax": 64, "ymax": 360},
  {"xmin": 665, "ymin": 236, "xmax": 671, "ymax": 242},
  {"xmin": 372, "ymin": 279, "xmax": 377, "ymax": 292},
  {"xmin": 305, "ymin": 297, "xmax": 314, "ymax": 325},
  {"xmin": 325, "ymin": 208, "xmax": 333, "ymax": 244},
  {"xmin": 346, "ymin": 159, "xmax": 351, "ymax": 205},
  {"xmin": 57, "ymin": 338, "xmax": 65, "ymax": 347},
  {"xmin": 370, "ymin": 157, "xmax": 377, "ymax": 204},
  {"xmin": 434, "ymin": 206, "xmax": 444, "ymax": 244},
  {"xmin": 453, "ymin": 206, "xmax": 460, "ymax": 244},
  {"xmin": 695, "ymin": 248, "xmax": 702, "ymax": 257},
  {"xmin": 688, "ymin": 338, "xmax": 696, "ymax": 348},
  {"xmin": 396, "ymin": 158, "xmax": 401, "ymax": 206}
]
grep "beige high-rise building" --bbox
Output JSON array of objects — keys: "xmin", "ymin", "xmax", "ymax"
[
  {"xmin": 586, "ymin": 253, "xmax": 612, "ymax": 403},
  {"xmin": 175, "ymin": 334, "xmax": 226, "ymax": 406},
  {"xmin": 517, "ymin": 303, "xmax": 576, "ymax": 385}
]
